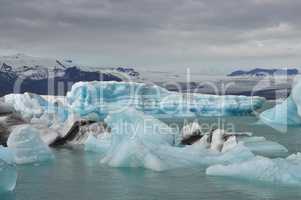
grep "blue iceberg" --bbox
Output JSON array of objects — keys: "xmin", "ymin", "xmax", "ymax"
[
  {"xmin": 259, "ymin": 78, "xmax": 301, "ymax": 126},
  {"xmin": 67, "ymin": 81, "xmax": 265, "ymax": 118},
  {"xmin": 7, "ymin": 125, "xmax": 54, "ymax": 164},
  {"xmin": 97, "ymin": 108, "xmax": 254, "ymax": 171}
]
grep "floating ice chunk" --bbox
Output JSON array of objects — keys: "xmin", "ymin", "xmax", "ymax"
[
  {"xmin": 0, "ymin": 146, "xmax": 17, "ymax": 193},
  {"xmin": 206, "ymin": 153, "xmax": 301, "ymax": 186},
  {"xmin": 4, "ymin": 93, "xmax": 46, "ymax": 120},
  {"xmin": 67, "ymin": 81, "xmax": 264, "ymax": 118},
  {"xmin": 7, "ymin": 125, "xmax": 54, "ymax": 164},
  {"xmin": 99, "ymin": 109, "xmax": 255, "ymax": 171},
  {"xmin": 4, "ymin": 93, "xmax": 70, "ymax": 125},
  {"xmin": 259, "ymin": 78, "xmax": 301, "ymax": 126},
  {"xmin": 260, "ymin": 96, "xmax": 301, "ymax": 126},
  {"xmin": 184, "ymin": 127, "xmax": 288, "ymax": 157}
]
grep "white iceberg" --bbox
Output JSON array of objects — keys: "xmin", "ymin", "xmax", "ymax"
[
  {"xmin": 206, "ymin": 153, "xmax": 301, "ymax": 186},
  {"xmin": 4, "ymin": 93, "xmax": 46, "ymax": 120},
  {"xmin": 7, "ymin": 125, "xmax": 54, "ymax": 164},
  {"xmin": 0, "ymin": 146, "xmax": 17, "ymax": 193},
  {"xmin": 4, "ymin": 93, "xmax": 70, "ymax": 125}
]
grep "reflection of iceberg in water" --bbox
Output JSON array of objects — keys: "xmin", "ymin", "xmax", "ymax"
[{"xmin": 0, "ymin": 146, "xmax": 17, "ymax": 193}]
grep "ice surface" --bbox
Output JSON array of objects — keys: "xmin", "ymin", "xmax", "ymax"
[
  {"xmin": 67, "ymin": 81, "xmax": 265, "ymax": 118},
  {"xmin": 0, "ymin": 146, "xmax": 17, "ymax": 192},
  {"xmin": 7, "ymin": 125, "xmax": 54, "ymax": 164},
  {"xmin": 206, "ymin": 153, "xmax": 301, "ymax": 186}
]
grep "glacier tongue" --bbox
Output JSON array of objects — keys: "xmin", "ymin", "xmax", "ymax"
[
  {"xmin": 0, "ymin": 146, "xmax": 17, "ymax": 193},
  {"xmin": 7, "ymin": 125, "xmax": 54, "ymax": 164}
]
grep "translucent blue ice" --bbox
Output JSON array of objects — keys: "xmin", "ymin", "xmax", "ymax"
[
  {"xmin": 7, "ymin": 125, "xmax": 54, "ymax": 164},
  {"xmin": 67, "ymin": 81, "xmax": 265, "ymax": 118},
  {"xmin": 0, "ymin": 146, "xmax": 17, "ymax": 193}
]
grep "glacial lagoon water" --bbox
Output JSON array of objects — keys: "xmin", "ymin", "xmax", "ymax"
[{"xmin": 3, "ymin": 110, "xmax": 301, "ymax": 200}]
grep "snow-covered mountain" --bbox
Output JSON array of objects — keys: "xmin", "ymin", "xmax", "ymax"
[
  {"xmin": 0, "ymin": 54, "xmax": 128, "ymax": 96},
  {"xmin": 228, "ymin": 68, "xmax": 299, "ymax": 77}
]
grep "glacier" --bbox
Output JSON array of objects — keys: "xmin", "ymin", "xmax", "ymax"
[
  {"xmin": 206, "ymin": 153, "xmax": 301, "ymax": 186},
  {"xmin": 7, "ymin": 125, "xmax": 54, "ymax": 164},
  {"xmin": 0, "ymin": 146, "xmax": 17, "ymax": 193}
]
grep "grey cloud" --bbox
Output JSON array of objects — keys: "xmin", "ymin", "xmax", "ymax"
[{"xmin": 0, "ymin": 0, "xmax": 301, "ymax": 73}]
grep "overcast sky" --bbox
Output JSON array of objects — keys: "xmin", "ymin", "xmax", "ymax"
[{"xmin": 1, "ymin": 0, "xmax": 301, "ymax": 74}]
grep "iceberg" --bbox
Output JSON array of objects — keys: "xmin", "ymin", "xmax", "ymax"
[
  {"xmin": 0, "ymin": 146, "xmax": 17, "ymax": 193},
  {"xmin": 180, "ymin": 123, "xmax": 288, "ymax": 157},
  {"xmin": 98, "ymin": 108, "xmax": 254, "ymax": 171},
  {"xmin": 4, "ymin": 93, "xmax": 69, "ymax": 124},
  {"xmin": 259, "ymin": 78, "xmax": 301, "ymax": 126},
  {"xmin": 7, "ymin": 125, "xmax": 54, "ymax": 164},
  {"xmin": 67, "ymin": 81, "xmax": 265, "ymax": 118},
  {"xmin": 206, "ymin": 153, "xmax": 301, "ymax": 186},
  {"xmin": 4, "ymin": 93, "xmax": 46, "ymax": 120},
  {"xmin": 260, "ymin": 96, "xmax": 301, "ymax": 126}
]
